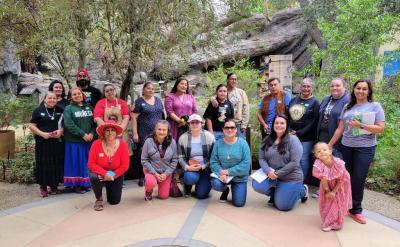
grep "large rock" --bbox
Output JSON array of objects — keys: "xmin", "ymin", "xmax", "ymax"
[
  {"xmin": 154, "ymin": 8, "xmax": 314, "ymax": 76},
  {"xmin": 0, "ymin": 40, "xmax": 21, "ymax": 94}
]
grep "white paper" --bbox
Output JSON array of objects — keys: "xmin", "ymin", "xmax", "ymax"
[
  {"xmin": 210, "ymin": 172, "xmax": 234, "ymax": 183},
  {"xmin": 250, "ymin": 168, "xmax": 268, "ymax": 183},
  {"xmin": 360, "ymin": 112, "xmax": 375, "ymax": 135}
]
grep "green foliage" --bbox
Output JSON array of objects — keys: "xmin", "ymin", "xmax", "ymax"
[
  {"xmin": 0, "ymin": 94, "xmax": 37, "ymax": 129},
  {"xmin": 306, "ymin": 0, "xmax": 400, "ymax": 84},
  {"xmin": 1, "ymin": 134, "xmax": 35, "ymax": 184}
]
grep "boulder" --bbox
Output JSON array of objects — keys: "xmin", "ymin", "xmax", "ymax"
[{"xmin": 0, "ymin": 41, "xmax": 21, "ymax": 94}]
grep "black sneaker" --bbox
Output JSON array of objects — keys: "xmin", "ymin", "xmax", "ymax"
[
  {"xmin": 138, "ymin": 178, "xmax": 144, "ymax": 187},
  {"xmin": 301, "ymin": 184, "xmax": 309, "ymax": 203},
  {"xmin": 184, "ymin": 184, "xmax": 192, "ymax": 198},
  {"xmin": 267, "ymin": 187, "xmax": 276, "ymax": 206},
  {"xmin": 219, "ymin": 187, "xmax": 230, "ymax": 202}
]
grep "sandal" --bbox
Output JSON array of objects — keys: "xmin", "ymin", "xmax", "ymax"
[
  {"xmin": 74, "ymin": 187, "xmax": 86, "ymax": 194},
  {"xmin": 94, "ymin": 199, "xmax": 104, "ymax": 211}
]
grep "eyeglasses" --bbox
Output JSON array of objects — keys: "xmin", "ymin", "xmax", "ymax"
[
  {"xmin": 189, "ymin": 121, "xmax": 201, "ymax": 125},
  {"xmin": 104, "ymin": 128, "xmax": 116, "ymax": 133},
  {"xmin": 105, "ymin": 88, "xmax": 115, "ymax": 93},
  {"xmin": 223, "ymin": 126, "xmax": 236, "ymax": 130}
]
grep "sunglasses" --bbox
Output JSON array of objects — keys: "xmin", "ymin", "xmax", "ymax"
[{"xmin": 223, "ymin": 126, "xmax": 236, "ymax": 130}]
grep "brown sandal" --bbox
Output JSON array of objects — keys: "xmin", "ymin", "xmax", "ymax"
[{"xmin": 94, "ymin": 199, "xmax": 103, "ymax": 211}]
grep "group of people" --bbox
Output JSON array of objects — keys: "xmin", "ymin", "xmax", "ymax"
[{"xmin": 29, "ymin": 70, "xmax": 385, "ymax": 232}]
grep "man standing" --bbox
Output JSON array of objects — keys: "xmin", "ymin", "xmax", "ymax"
[{"xmin": 76, "ymin": 68, "xmax": 102, "ymax": 108}]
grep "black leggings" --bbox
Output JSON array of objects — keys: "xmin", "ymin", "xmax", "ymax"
[{"xmin": 89, "ymin": 172, "xmax": 123, "ymax": 205}]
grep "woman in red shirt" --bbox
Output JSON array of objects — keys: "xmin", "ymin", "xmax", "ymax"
[{"xmin": 88, "ymin": 120, "xmax": 129, "ymax": 211}]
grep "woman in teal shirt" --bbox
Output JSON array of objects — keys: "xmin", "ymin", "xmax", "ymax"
[{"xmin": 210, "ymin": 119, "xmax": 251, "ymax": 207}]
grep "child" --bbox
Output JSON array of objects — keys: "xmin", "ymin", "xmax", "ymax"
[{"xmin": 312, "ymin": 142, "xmax": 352, "ymax": 232}]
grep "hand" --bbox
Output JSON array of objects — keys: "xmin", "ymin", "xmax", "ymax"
[
  {"xmin": 263, "ymin": 124, "xmax": 269, "ymax": 134},
  {"xmin": 211, "ymin": 99, "xmax": 218, "ymax": 108},
  {"xmin": 41, "ymin": 132, "xmax": 52, "ymax": 139},
  {"xmin": 289, "ymin": 130, "xmax": 296, "ymax": 135},
  {"xmin": 220, "ymin": 169, "xmax": 229, "ymax": 176},
  {"xmin": 103, "ymin": 173, "xmax": 114, "ymax": 181},
  {"xmin": 188, "ymin": 164, "xmax": 201, "ymax": 171},
  {"xmin": 219, "ymin": 174, "xmax": 227, "ymax": 183},
  {"xmin": 349, "ymin": 119, "xmax": 361, "ymax": 128},
  {"xmin": 53, "ymin": 129, "xmax": 63, "ymax": 138},
  {"xmin": 83, "ymin": 133, "xmax": 93, "ymax": 142},
  {"xmin": 133, "ymin": 133, "xmax": 139, "ymax": 143},
  {"xmin": 267, "ymin": 170, "xmax": 278, "ymax": 180},
  {"xmin": 326, "ymin": 191, "xmax": 336, "ymax": 200},
  {"xmin": 178, "ymin": 119, "xmax": 186, "ymax": 127}
]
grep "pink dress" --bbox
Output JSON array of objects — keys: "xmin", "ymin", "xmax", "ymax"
[
  {"xmin": 164, "ymin": 92, "xmax": 198, "ymax": 140},
  {"xmin": 313, "ymin": 157, "xmax": 352, "ymax": 229}
]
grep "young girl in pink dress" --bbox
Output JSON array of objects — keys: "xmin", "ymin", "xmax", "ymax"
[{"xmin": 312, "ymin": 142, "xmax": 352, "ymax": 232}]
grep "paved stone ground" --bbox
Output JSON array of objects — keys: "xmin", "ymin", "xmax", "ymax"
[{"xmin": 0, "ymin": 181, "xmax": 399, "ymax": 247}]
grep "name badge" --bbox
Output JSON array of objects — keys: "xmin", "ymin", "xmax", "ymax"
[
  {"xmin": 99, "ymin": 153, "xmax": 104, "ymax": 157},
  {"xmin": 277, "ymin": 100, "xmax": 282, "ymax": 104}
]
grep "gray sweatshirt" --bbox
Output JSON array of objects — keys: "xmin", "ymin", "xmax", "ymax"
[
  {"xmin": 141, "ymin": 138, "xmax": 178, "ymax": 176},
  {"xmin": 259, "ymin": 135, "xmax": 303, "ymax": 183}
]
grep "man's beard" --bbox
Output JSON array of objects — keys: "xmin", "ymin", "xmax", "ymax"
[{"xmin": 77, "ymin": 79, "xmax": 90, "ymax": 88}]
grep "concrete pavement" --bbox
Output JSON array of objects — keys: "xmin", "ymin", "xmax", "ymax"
[{"xmin": 0, "ymin": 181, "xmax": 399, "ymax": 247}]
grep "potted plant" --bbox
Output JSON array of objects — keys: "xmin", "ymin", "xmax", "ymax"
[{"xmin": 0, "ymin": 93, "xmax": 36, "ymax": 159}]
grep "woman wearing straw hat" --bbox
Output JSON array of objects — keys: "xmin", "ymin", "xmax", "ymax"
[{"xmin": 87, "ymin": 120, "xmax": 130, "ymax": 211}]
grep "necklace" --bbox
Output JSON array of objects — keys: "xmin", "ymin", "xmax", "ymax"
[
  {"xmin": 323, "ymin": 97, "xmax": 334, "ymax": 123},
  {"xmin": 45, "ymin": 107, "xmax": 55, "ymax": 120},
  {"xmin": 224, "ymin": 137, "xmax": 236, "ymax": 160},
  {"xmin": 103, "ymin": 141, "xmax": 118, "ymax": 165}
]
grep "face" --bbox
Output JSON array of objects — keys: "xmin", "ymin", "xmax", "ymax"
[
  {"xmin": 353, "ymin": 82, "xmax": 369, "ymax": 101},
  {"xmin": 189, "ymin": 120, "xmax": 202, "ymax": 132},
  {"xmin": 216, "ymin": 86, "xmax": 227, "ymax": 100},
  {"xmin": 143, "ymin": 84, "xmax": 154, "ymax": 97},
  {"xmin": 104, "ymin": 86, "xmax": 116, "ymax": 100},
  {"xmin": 52, "ymin": 83, "xmax": 63, "ymax": 97},
  {"xmin": 44, "ymin": 93, "xmax": 57, "ymax": 108},
  {"xmin": 103, "ymin": 127, "xmax": 117, "ymax": 140},
  {"xmin": 330, "ymin": 79, "xmax": 345, "ymax": 99},
  {"xmin": 155, "ymin": 123, "xmax": 169, "ymax": 140},
  {"xmin": 273, "ymin": 116, "xmax": 287, "ymax": 136},
  {"xmin": 314, "ymin": 143, "xmax": 332, "ymax": 161},
  {"xmin": 300, "ymin": 80, "xmax": 313, "ymax": 98},
  {"xmin": 77, "ymin": 72, "xmax": 89, "ymax": 81},
  {"xmin": 223, "ymin": 121, "xmax": 237, "ymax": 138},
  {"xmin": 177, "ymin": 80, "xmax": 188, "ymax": 94},
  {"xmin": 70, "ymin": 89, "xmax": 83, "ymax": 104},
  {"xmin": 268, "ymin": 79, "xmax": 281, "ymax": 95},
  {"xmin": 227, "ymin": 74, "xmax": 237, "ymax": 88}
]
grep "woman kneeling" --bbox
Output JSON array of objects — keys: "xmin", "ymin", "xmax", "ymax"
[
  {"xmin": 252, "ymin": 114, "xmax": 308, "ymax": 211},
  {"xmin": 88, "ymin": 120, "xmax": 129, "ymax": 211},
  {"xmin": 141, "ymin": 120, "xmax": 178, "ymax": 201}
]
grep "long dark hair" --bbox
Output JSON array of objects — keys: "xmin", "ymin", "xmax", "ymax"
[
  {"xmin": 345, "ymin": 79, "xmax": 373, "ymax": 111},
  {"xmin": 170, "ymin": 77, "xmax": 189, "ymax": 94},
  {"xmin": 48, "ymin": 80, "xmax": 66, "ymax": 98},
  {"xmin": 261, "ymin": 114, "xmax": 289, "ymax": 155},
  {"xmin": 152, "ymin": 120, "xmax": 173, "ymax": 150},
  {"xmin": 142, "ymin": 82, "xmax": 153, "ymax": 96}
]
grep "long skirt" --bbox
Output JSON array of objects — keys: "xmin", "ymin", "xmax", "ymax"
[
  {"xmin": 63, "ymin": 142, "xmax": 91, "ymax": 188},
  {"xmin": 35, "ymin": 138, "xmax": 64, "ymax": 187}
]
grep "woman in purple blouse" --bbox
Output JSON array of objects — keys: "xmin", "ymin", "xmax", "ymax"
[{"xmin": 165, "ymin": 77, "xmax": 198, "ymax": 141}]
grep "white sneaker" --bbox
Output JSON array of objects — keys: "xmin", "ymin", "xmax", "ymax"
[
  {"xmin": 301, "ymin": 184, "xmax": 309, "ymax": 203},
  {"xmin": 312, "ymin": 190, "xmax": 320, "ymax": 198}
]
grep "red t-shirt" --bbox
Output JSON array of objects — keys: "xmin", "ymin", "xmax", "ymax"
[
  {"xmin": 93, "ymin": 98, "xmax": 130, "ymax": 119},
  {"xmin": 88, "ymin": 139, "xmax": 130, "ymax": 178}
]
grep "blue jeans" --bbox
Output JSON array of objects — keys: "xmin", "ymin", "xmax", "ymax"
[
  {"xmin": 213, "ymin": 131, "xmax": 224, "ymax": 141},
  {"xmin": 341, "ymin": 145, "xmax": 376, "ymax": 214},
  {"xmin": 211, "ymin": 178, "xmax": 247, "ymax": 207},
  {"xmin": 236, "ymin": 124, "xmax": 245, "ymax": 139},
  {"xmin": 300, "ymin": 141, "xmax": 314, "ymax": 180},
  {"xmin": 252, "ymin": 179, "xmax": 305, "ymax": 211},
  {"xmin": 183, "ymin": 170, "xmax": 212, "ymax": 199}
]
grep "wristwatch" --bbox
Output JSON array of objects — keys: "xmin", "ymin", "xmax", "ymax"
[{"xmin": 360, "ymin": 123, "xmax": 365, "ymax": 129}]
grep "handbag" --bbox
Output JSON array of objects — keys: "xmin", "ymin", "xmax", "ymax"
[{"xmin": 169, "ymin": 175, "xmax": 183, "ymax": 197}]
